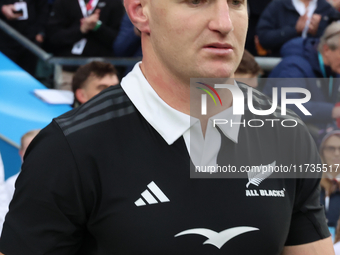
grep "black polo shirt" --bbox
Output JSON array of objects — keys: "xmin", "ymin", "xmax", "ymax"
[{"xmin": 0, "ymin": 77, "xmax": 329, "ymax": 254}]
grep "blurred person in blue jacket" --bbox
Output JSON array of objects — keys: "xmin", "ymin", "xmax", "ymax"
[
  {"xmin": 256, "ymin": 0, "xmax": 339, "ymax": 56},
  {"xmin": 263, "ymin": 22, "xmax": 340, "ymax": 134},
  {"xmin": 113, "ymin": 12, "xmax": 142, "ymax": 76}
]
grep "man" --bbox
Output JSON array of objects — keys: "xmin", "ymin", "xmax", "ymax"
[
  {"xmin": 256, "ymin": 0, "xmax": 339, "ymax": 56},
  {"xmin": 263, "ymin": 22, "xmax": 340, "ymax": 134},
  {"xmin": 46, "ymin": 0, "xmax": 124, "ymax": 88},
  {"xmin": 0, "ymin": 0, "xmax": 49, "ymax": 75},
  {"xmin": 71, "ymin": 61, "xmax": 119, "ymax": 107},
  {"xmin": 0, "ymin": 0, "xmax": 334, "ymax": 254}
]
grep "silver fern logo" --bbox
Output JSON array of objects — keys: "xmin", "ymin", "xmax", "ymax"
[{"xmin": 246, "ymin": 161, "xmax": 276, "ymax": 188}]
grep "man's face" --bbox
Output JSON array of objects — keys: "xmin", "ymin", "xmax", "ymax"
[
  {"xmin": 146, "ymin": 0, "xmax": 248, "ymax": 80},
  {"xmin": 323, "ymin": 135, "xmax": 340, "ymax": 167},
  {"xmin": 79, "ymin": 74, "xmax": 119, "ymax": 103}
]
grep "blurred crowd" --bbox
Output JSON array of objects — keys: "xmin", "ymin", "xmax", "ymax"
[{"xmin": 3, "ymin": 0, "xmax": 340, "ymax": 252}]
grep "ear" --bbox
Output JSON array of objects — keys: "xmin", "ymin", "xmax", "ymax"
[
  {"xmin": 124, "ymin": 0, "xmax": 150, "ymax": 34},
  {"xmin": 75, "ymin": 88, "xmax": 88, "ymax": 104}
]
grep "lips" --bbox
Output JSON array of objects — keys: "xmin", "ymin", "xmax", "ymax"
[
  {"xmin": 204, "ymin": 43, "xmax": 233, "ymax": 49},
  {"xmin": 203, "ymin": 43, "xmax": 234, "ymax": 56}
]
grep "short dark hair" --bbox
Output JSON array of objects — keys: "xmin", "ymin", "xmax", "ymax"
[
  {"xmin": 235, "ymin": 50, "xmax": 262, "ymax": 76},
  {"xmin": 72, "ymin": 61, "xmax": 118, "ymax": 94},
  {"xmin": 72, "ymin": 61, "xmax": 118, "ymax": 106}
]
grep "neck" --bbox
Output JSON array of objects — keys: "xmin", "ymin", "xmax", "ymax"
[{"xmin": 140, "ymin": 61, "xmax": 191, "ymax": 115}]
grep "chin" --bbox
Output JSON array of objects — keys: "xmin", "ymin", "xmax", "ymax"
[
  {"xmin": 193, "ymin": 59, "xmax": 232, "ymax": 76},
  {"xmin": 199, "ymin": 67, "xmax": 234, "ymax": 78}
]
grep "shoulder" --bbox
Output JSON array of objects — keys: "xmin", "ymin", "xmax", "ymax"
[
  {"xmin": 282, "ymin": 55, "xmax": 312, "ymax": 69},
  {"xmin": 316, "ymin": 0, "xmax": 337, "ymax": 12},
  {"xmin": 263, "ymin": 0, "xmax": 291, "ymax": 12},
  {"xmin": 55, "ymin": 85, "xmax": 135, "ymax": 137},
  {"xmin": 270, "ymin": 56, "xmax": 313, "ymax": 78},
  {"xmin": 266, "ymin": 0, "xmax": 285, "ymax": 8}
]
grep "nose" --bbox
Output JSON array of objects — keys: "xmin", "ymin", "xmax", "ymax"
[{"xmin": 208, "ymin": 1, "xmax": 234, "ymax": 35}]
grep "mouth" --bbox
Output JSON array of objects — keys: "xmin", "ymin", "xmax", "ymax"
[
  {"xmin": 203, "ymin": 43, "xmax": 234, "ymax": 55},
  {"xmin": 205, "ymin": 43, "xmax": 233, "ymax": 49}
]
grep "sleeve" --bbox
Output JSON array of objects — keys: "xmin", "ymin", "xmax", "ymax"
[
  {"xmin": 88, "ymin": 0, "xmax": 125, "ymax": 49},
  {"xmin": 33, "ymin": 0, "xmax": 49, "ymax": 35},
  {"xmin": 0, "ymin": 121, "xmax": 88, "ymax": 255},
  {"xmin": 285, "ymin": 124, "xmax": 330, "ymax": 245},
  {"xmin": 0, "ymin": 5, "xmax": 5, "ymax": 20},
  {"xmin": 47, "ymin": 0, "xmax": 83, "ymax": 48},
  {"xmin": 0, "ymin": 0, "xmax": 11, "ymax": 20},
  {"xmin": 256, "ymin": 2, "xmax": 299, "ymax": 51}
]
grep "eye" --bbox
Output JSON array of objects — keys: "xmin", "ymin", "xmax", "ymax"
[
  {"xmin": 191, "ymin": 0, "xmax": 201, "ymax": 4},
  {"xmin": 188, "ymin": 0, "xmax": 207, "ymax": 6},
  {"xmin": 230, "ymin": 0, "xmax": 243, "ymax": 6}
]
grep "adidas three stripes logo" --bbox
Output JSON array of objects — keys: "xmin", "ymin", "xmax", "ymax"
[{"xmin": 135, "ymin": 181, "xmax": 170, "ymax": 206}]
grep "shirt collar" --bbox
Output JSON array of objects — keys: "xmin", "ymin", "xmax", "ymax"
[
  {"xmin": 209, "ymin": 106, "xmax": 241, "ymax": 143},
  {"xmin": 121, "ymin": 63, "xmax": 240, "ymax": 145},
  {"xmin": 292, "ymin": 0, "xmax": 317, "ymax": 16}
]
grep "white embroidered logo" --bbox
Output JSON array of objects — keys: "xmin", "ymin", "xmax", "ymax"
[
  {"xmin": 175, "ymin": 227, "xmax": 259, "ymax": 249},
  {"xmin": 246, "ymin": 161, "xmax": 276, "ymax": 188},
  {"xmin": 135, "ymin": 181, "xmax": 170, "ymax": 206}
]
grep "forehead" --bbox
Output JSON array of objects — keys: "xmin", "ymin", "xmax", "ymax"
[
  {"xmin": 325, "ymin": 135, "xmax": 340, "ymax": 146},
  {"xmin": 86, "ymin": 74, "xmax": 118, "ymax": 87}
]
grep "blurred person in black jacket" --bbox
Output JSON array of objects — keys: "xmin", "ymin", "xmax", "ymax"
[
  {"xmin": 256, "ymin": 0, "xmax": 340, "ymax": 56},
  {"xmin": 0, "ymin": 0, "xmax": 48, "ymax": 75},
  {"xmin": 246, "ymin": 0, "xmax": 272, "ymax": 56},
  {"xmin": 47, "ymin": 0, "xmax": 124, "ymax": 89}
]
